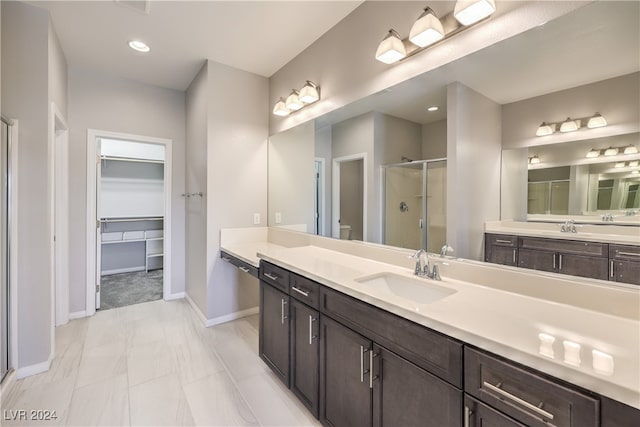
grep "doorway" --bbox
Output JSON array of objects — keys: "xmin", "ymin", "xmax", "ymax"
[
  {"xmin": 332, "ymin": 154, "xmax": 367, "ymax": 241},
  {"xmin": 86, "ymin": 131, "xmax": 172, "ymax": 315}
]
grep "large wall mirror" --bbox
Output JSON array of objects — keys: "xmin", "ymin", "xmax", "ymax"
[{"xmin": 268, "ymin": 1, "xmax": 640, "ymax": 251}]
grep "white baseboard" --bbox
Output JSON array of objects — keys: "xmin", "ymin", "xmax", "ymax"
[
  {"xmin": 101, "ymin": 266, "xmax": 145, "ymax": 276},
  {"xmin": 165, "ymin": 292, "xmax": 185, "ymax": 301},
  {"xmin": 205, "ymin": 306, "xmax": 259, "ymax": 327},
  {"xmin": 16, "ymin": 359, "xmax": 50, "ymax": 379},
  {"xmin": 69, "ymin": 310, "xmax": 87, "ymax": 320},
  {"xmin": 185, "ymin": 293, "xmax": 208, "ymax": 325}
]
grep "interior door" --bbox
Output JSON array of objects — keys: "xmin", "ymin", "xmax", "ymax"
[{"xmin": 95, "ymin": 140, "xmax": 102, "ymax": 309}]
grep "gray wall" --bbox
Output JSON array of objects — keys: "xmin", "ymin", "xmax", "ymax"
[
  {"xmin": 1, "ymin": 1, "xmax": 52, "ymax": 368},
  {"xmin": 377, "ymin": 114, "xmax": 421, "ymax": 165},
  {"xmin": 68, "ymin": 66, "xmax": 187, "ymax": 312},
  {"xmin": 422, "ymin": 119, "xmax": 447, "ymax": 160},
  {"xmin": 339, "ymin": 159, "xmax": 364, "ymax": 241},
  {"xmin": 48, "ymin": 24, "xmax": 68, "ymax": 115},
  {"xmin": 185, "ymin": 63, "xmax": 208, "ymax": 316},
  {"xmin": 205, "ymin": 60, "xmax": 268, "ymax": 320},
  {"xmin": 447, "ymin": 82, "xmax": 502, "ymax": 261}
]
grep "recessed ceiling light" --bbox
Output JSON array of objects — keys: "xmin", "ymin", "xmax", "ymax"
[
  {"xmin": 427, "ymin": 106, "xmax": 439, "ymax": 112},
  {"xmin": 128, "ymin": 40, "xmax": 150, "ymax": 53}
]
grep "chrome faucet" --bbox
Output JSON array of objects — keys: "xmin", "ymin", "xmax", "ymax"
[
  {"xmin": 560, "ymin": 219, "xmax": 577, "ymax": 233},
  {"xmin": 602, "ymin": 213, "xmax": 615, "ymax": 221},
  {"xmin": 440, "ymin": 244, "xmax": 454, "ymax": 258},
  {"xmin": 411, "ymin": 249, "xmax": 442, "ymax": 280}
]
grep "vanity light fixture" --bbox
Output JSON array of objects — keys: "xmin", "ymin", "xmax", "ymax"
[
  {"xmin": 535, "ymin": 122, "xmax": 555, "ymax": 137},
  {"xmin": 409, "ymin": 7, "xmax": 445, "ymax": 48},
  {"xmin": 559, "ymin": 117, "xmax": 579, "ymax": 133},
  {"xmin": 586, "ymin": 149, "xmax": 600, "ymax": 159},
  {"xmin": 633, "ymin": 170, "xmax": 640, "ymax": 175},
  {"xmin": 272, "ymin": 81, "xmax": 321, "ymax": 116},
  {"xmin": 375, "ymin": 29, "xmax": 407, "ymax": 64},
  {"xmin": 614, "ymin": 162, "xmax": 625, "ymax": 168},
  {"xmin": 375, "ymin": 1, "xmax": 496, "ymax": 65},
  {"xmin": 272, "ymin": 98, "xmax": 290, "ymax": 117},
  {"xmin": 128, "ymin": 40, "xmax": 150, "ymax": 53},
  {"xmin": 587, "ymin": 112, "xmax": 607, "ymax": 129},
  {"xmin": 528, "ymin": 155, "xmax": 541, "ymax": 165},
  {"xmin": 624, "ymin": 145, "xmax": 638, "ymax": 155},
  {"xmin": 453, "ymin": 0, "xmax": 496, "ymax": 26},
  {"xmin": 629, "ymin": 160, "xmax": 639, "ymax": 167},
  {"xmin": 604, "ymin": 146, "xmax": 619, "ymax": 156}
]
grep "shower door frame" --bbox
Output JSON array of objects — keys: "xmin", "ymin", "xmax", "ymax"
[{"xmin": 381, "ymin": 158, "xmax": 446, "ymax": 251}]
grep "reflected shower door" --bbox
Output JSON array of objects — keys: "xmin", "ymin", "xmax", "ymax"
[
  {"xmin": 426, "ymin": 160, "xmax": 447, "ymax": 253},
  {"xmin": 1, "ymin": 119, "xmax": 9, "ymax": 382}
]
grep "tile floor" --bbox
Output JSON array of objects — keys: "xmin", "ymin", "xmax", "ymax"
[{"xmin": 1, "ymin": 299, "xmax": 321, "ymax": 426}]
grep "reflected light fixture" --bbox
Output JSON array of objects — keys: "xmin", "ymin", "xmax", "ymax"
[
  {"xmin": 559, "ymin": 117, "xmax": 579, "ymax": 133},
  {"xmin": 529, "ymin": 155, "xmax": 541, "ymax": 165},
  {"xmin": 427, "ymin": 106, "xmax": 439, "ymax": 112},
  {"xmin": 586, "ymin": 149, "xmax": 600, "ymax": 159},
  {"xmin": 285, "ymin": 90, "xmax": 303, "ymax": 111},
  {"xmin": 587, "ymin": 112, "xmax": 607, "ymax": 129},
  {"xmin": 375, "ymin": 29, "xmax": 406, "ymax": 64},
  {"xmin": 272, "ymin": 98, "xmax": 290, "ymax": 116},
  {"xmin": 629, "ymin": 160, "xmax": 639, "ymax": 167},
  {"xmin": 409, "ymin": 7, "xmax": 445, "ymax": 48},
  {"xmin": 624, "ymin": 145, "xmax": 638, "ymax": 155},
  {"xmin": 604, "ymin": 147, "xmax": 619, "ymax": 156},
  {"xmin": 128, "ymin": 40, "xmax": 150, "ymax": 53},
  {"xmin": 614, "ymin": 162, "xmax": 625, "ymax": 168},
  {"xmin": 633, "ymin": 170, "xmax": 640, "ymax": 175},
  {"xmin": 299, "ymin": 81, "xmax": 320, "ymax": 104},
  {"xmin": 453, "ymin": 0, "xmax": 496, "ymax": 26},
  {"xmin": 535, "ymin": 122, "xmax": 555, "ymax": 137}
]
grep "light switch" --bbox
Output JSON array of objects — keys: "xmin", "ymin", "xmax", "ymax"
[
  {"xmin": 253, "ymin": 213, "xmax": 261, "ymax": 225},
  {"xmin": 275, "ymin": 212, "xmax": 282, "ymax": 224}
]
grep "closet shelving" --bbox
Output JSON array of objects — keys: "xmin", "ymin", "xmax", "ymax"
[{"xmin": 100, "ymin": 217, "xmax": 164, "ymax": 274}]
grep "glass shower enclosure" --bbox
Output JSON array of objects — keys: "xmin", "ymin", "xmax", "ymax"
[{"xmin": 383, "ymin": 159, "xmax": 447, "ymax": 252}]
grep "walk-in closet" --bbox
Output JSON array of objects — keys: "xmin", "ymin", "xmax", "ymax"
[{"xmin": 97, "ymin": 138, "xmax": 165, "ymax": 310}]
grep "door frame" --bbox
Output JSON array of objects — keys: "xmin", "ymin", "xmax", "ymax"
[
  {"xmin": 50, "ymin": 104, "xmax": 69, "ymax": 334},
  {"xmin": 332, "ymin": 153, "xmax": 367, "ymax": 241},
  {"xmin": 314, "ymin": 157, "xmax": 326, "ymax": 236},
  {"xmin": 85, "ymin": 129, "xmax": 173, "ymax": 316}
]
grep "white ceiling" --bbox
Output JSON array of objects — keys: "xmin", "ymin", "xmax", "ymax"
[
  {"xmin": 31, "ymin": 0, "xmax": 362, "ymax": 90},
  {"xmin": 317, "ymin": 1, "xmax": 640, "ymax": 126}
]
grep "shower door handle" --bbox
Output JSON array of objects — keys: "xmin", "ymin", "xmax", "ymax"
[{"xmin": 419, "ymin": 219, "xmax": 423, "ymax": 229}]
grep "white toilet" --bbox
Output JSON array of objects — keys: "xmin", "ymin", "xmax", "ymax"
[{"xmin": 339, "ymin": 225, "xmax": 352, "ymax": 240}]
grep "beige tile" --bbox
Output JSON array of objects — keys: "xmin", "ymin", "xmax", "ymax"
[
  {"xmin": 65, "ymin": 374, "xmax": 130, "ymax": 426},
  {"xmin": 172, "ymin": 340, "xmax": 225, "ymax": 385},
  {"xmin": 1, "ymin": 376, "xmax": 75, "ymax": 426},
  {"xmin": 127, "ymin": 340, "xmax": 176, "ymax": 387},
  {"xmin": 129, "ymin": 373, "xmax": 194, "ymax": 426},
  {"xmin": 183, "ymin": 372, "xmax": 258, "ymax": 427},
  {"xmin": 126, "ymin": 316, "xmax": 166, "ymax": 348},
  {"xmin": 215, "ymin": 336, "xmax": 269, "ymax": 381},
  {"xmin": 236, "ymin": 371, "xmax": 321, "ymax": 427},
  {"xmin": 76, "ymin": 340, "xmax": 127, "ymax": 388}
]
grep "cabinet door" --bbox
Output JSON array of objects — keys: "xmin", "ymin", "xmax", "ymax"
[
  {"xmin": 259, "ymin": 281, "xmax": 290, "ymax": 386},
  {"xmin": 557, "ymin": 253, "xmax": 608, "ymax": 280},
  {"xmin": 290, "ymin": 298, "xmax": 319, "ymax": 417},
  {"xmin": 465, "ymin": 396, "xmax": 526, "ymax": 427},
  {"xmin": 518, "ymin": 248, "xmax": 556, "ymax": 273},
  {"xmin": 611, "ymin": 260, "xmax": 640, "ymax": 285},
  {"xmin": 320, "ymin": 316, "xmax": 372, "ymax": 427},
  {"xmin": 487, "ymin": 245, "xmax": 518, "ymax": 267},
  {"xmin": 372, "ymin": 344, "xmax": 462, "ymax": 427}
]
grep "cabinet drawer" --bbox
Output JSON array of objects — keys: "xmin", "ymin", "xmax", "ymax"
[
  {"xmin": 486, "ymin": 234, "xmax": 518, "ymax": 247},
  {"xmin": 259, "ymin": 261, "xmax": 290, "ymax": 293},
  {"xmin": 519, "ymin": 237, "xmax": 607, "ymax": 257},
  {"xmin": 320, "ymin": 286, "xmax": 463, "ymax": 388},
  {"xmin": 610, "ymin": 260, "xmax": 640, "ymax": 285},
  {"xmin": 289, "ymin": 273, "xmax": 320, "ymax": 309},
  {"xmin": 609, "ymin": 244, "xmax": 640, "ymax": 261},
  {"xmin": 465, "ymin": 395, "xmax": 526, "ymax": 427},
  {"xmin": 221, "ymin": 251, "xmax": 258, "ymax": 278},
  {"xmin": 465, "ymin": 348, "xmax": 598, "ymax": 427}
]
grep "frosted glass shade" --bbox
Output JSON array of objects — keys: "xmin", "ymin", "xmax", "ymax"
[
  {"xmin": 285, "ymin": 91, "xmax": 303, "ymax": 111},
  {"xmin": 587, "ymin": 113, "xmax": 607, "ymax": 129},
  {"xmin": 375, "ymin": 30, "xmax": 406, "ymax": 64},
  {"xmin": 586, "ymin": 149, "xmax": 600, "ymax": 158},
  {"xmin": 272, "ymin": 99, "xmax": 290, "ymax": 116},
  {"xmin": 454, "ymin": 0, "xmax": 496, "ymax": 26},
  {"xmin": 299, "ymin": 82, "xmax": 320, "ymax": 104},
  {"xmin": 535, "ymin": 122, "xmax": 555, "ymax": 137},
  {"xmin": 624, "ymin": 145, "xmax": 638, "ymax": 155},
  {"xmin": 529, "ymin": 156, "xmax": 540, "ymax": 164},
  {"xmin": 409, "ymin": 8, "xmax": 444, "ymax": 48},
  {"xmin": 559, "ymin": 118, "xmax": 579, "ymax": 133},
  {"xmin": 604, "ymin": 147, "xmax": 619, "ymax": 156}
]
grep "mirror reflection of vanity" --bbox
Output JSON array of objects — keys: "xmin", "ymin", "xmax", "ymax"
[{"xmin": 268, "ymin": 1, "xmax": 640, "ymax": 263}]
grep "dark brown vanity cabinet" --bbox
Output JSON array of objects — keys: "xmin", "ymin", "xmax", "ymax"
[
  {"xmin": 290, "ymin": 298, "xmax": 319, "ymax": 417},
  {"xmin": 465, "ymin": 396, "xmax": 526, "ymax": 427},
  {"xmin": 485, "ymin": 234, "xmax": 518, "ymax": 267},
  {"xmin": 609, "ymin": 245, "xmax": 640, "ymax": 285}
]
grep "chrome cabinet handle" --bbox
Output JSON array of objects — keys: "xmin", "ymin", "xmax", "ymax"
[
  {"xmin": 359, "ymin": 346, "xmax": 369, "ymax": 382},
  {"xmin": 239, "ymin": 266, "xmax": 250, "ymax": 273},
  {"xmin": 618, "ymin": 251, "xmax": 640, "ymax": 257},
  {"xmin": 512, "ymin": 249, "xmax": 516, "ymax": 263},
  {"xmin": 264, "ymin": 272, "xmax": 279, "ymax": 281},
  {"xmin": 369, "ymin": 351, "xmax": 378, "ymax": 389},
  {"xmin": 496, "ymin": 239, "xmax": 512, "ymax": 244},
  {"xmin": 280, "ymin": 299, "xmax": 288, "ymax": 324},
  {"xmin": 610, "ymin": 260, "xmax": 614, "ymax": 278},
  {"xmin": 308, "ymin": 316, "xmax": 317, "ymax": 345},
  {"xmin": 291, "ymin": 286, "xmax": 310, "ymax": 297},
  {"xmin": 552, "ymin": 253, "xmax": 556, "ymax": 269},
  {"xmin": 464, "ymin": 406, "xmax": 472, "ymax": 427},
  {"xmin": 558, "ymin": 254, "xmax": 563, "ymax": 270},
  {"xmin": 483, "ymin": 381, "xmax": 554, "ymax": 420}
]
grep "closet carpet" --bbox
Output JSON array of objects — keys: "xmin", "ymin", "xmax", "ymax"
[{"xmin": 100, "ymin": 270, "xmax": 163, "ymax": 310}]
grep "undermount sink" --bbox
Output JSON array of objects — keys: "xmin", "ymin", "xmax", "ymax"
[{"xmin": 355, "ymin": 273, "xmax": 457, "ymax": 304}]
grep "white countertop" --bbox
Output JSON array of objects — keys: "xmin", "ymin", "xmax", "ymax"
[
  {"xmin": 256, "ymin": 244, "xmax": 640, "ymax": 410},
  {"xmin": 486, "ymin": 220, "xmax": 640, "ymax": 245},
  {"xmin": 222, "ymin": 242, "xmax": 283, "ymax": 267}
]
